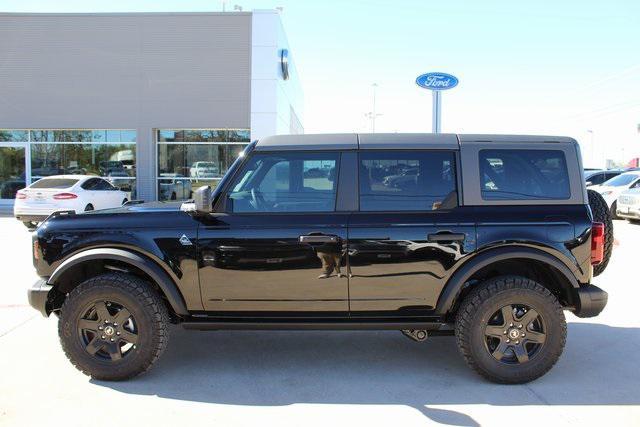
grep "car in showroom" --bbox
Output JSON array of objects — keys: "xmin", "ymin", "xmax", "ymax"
[
  {"xmin": 189, "ymin": 161, "xmax": 220, "ymax": 179},
  {"xmin": 584, "ymin": 169, "xmax": 623, "ymax": 187},
  {"xmin": 590, "ymin": 171, "xmax": 640, "ymax": 217},
  {"xmin": 14, "ymin": 175, "xmax": 129, "ymax": 229},
  {"xmin": 158, "ymin": 173, "xmax": 192, "ymax": 200},
  {"xmin": 27, "ymin": 134, "xmax": 610, "ymax": 384}
]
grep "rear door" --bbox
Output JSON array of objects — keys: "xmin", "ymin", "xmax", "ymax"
[{"xmin": 347, "ymin": 149, "xmax": 476, "ymax": 316}]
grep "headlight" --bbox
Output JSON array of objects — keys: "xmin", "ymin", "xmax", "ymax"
[{"xmin": 601, "ymin": 191, "xmax": 613, "ymax": 196}]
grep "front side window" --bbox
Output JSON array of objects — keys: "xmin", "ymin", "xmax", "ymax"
[
  {"xmin": 480, "ymin": 149, "xmax": 570, "ymax": 200},
  {"xmin": 359, "ymin": 151, "xmax": 456, "ymax": 211},
  {"xmin": 228, "ymin": 152, "xmax": 339, "ymax": 213}
]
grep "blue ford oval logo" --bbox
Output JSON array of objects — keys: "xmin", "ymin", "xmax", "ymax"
[{"xmin": 416, "ymin": 72, "xmax": 459, "ymax": 91}]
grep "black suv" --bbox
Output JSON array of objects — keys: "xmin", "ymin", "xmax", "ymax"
[{"xmin": 28, "ymin": 133, "xmax": 609, "ymax": 384}]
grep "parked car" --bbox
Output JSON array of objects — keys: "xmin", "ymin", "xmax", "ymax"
[
  {"xmin": 591, "ymin": 171, "xmax": 640, "ymax": 218},
  {"xmin": 584, "ymin": 169, "xmax": 623, "ymax": 187},
  {"xmin": 615, "ymin": 188, "xmax": 640, "ymax": 222},
  {"xmin": 158, "ymin": 173, "xmax": 192, "ymax": 200},
  {"xmin": 28, "ymin": 134, "xmax": 609, "ymax": 384},
  {"xmin": 14, "ymin": 175, "xmax": 128, "ymax": 229},
  {"xmin": 189, "ymin": 162, "xmax": 219, "ymax": 179}
]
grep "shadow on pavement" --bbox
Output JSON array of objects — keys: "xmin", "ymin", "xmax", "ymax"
[{"xmin": 95, "ymin": 322, "xmax": 640, "ymax": 426}]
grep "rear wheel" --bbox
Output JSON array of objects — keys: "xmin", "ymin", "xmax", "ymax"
[
  {"xmin": 122, "ymin": 198, "xmax": 128, "ymax": 205},
  {"xmin": 588, "ymin": 189, "xmax": 613, "ymax": 276},
  {"xmin": 84, "ymin": 204, "xmax": 94, "ymax": 212},
  {"xmin": 455, "ymin": 276, "xmax": 566, "ymax": 384},
  {"xmin": 611, "ymin": 201, "xmax": 619, "ymax": 220},
  {"xmin": 170, "ymin": 192, "xmax": 176, "ymax": 200},
  {"xmin": 58, "ymin": 273, "xmax": 169, "ymax": 381}
]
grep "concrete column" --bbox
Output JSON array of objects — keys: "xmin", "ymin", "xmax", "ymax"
[{"xmin": 135, "ymin": 127, "xmax": 156, "ymax": 202}]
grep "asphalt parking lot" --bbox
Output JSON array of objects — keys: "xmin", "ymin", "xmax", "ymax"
[{"xmin": 1, "ymin": 215, "xmax": 639, "ymax": 426}]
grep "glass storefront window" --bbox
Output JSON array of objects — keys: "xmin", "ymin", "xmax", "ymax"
[
  {"xmin": 156, "ymin": 128, "xmax": 249, "ymax": 201},
  {"xmin": 29, "ymin": 129, "xmax": 136, "ymax": 143},
  {"xmin": 0, "ymin": 147, "xmax": 26, "ymax": 199},
  {"xmin": 0, "ymin": 130, "xmax": 29, "ymax": 142}
]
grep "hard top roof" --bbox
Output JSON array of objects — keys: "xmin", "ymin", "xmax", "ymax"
[{"xmin": 254, "ymin": 133, "xmax": 577, "ymax": 151}]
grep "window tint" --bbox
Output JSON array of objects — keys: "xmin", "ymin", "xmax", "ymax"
[
  {"xmin": 480, "ymin": 149, "xmax": 570, "ymax": 200},
  {"xmin": 359, "ymin": 151, "xmax": 456, "ymax": 211},
  {"xmin": 588, "ymin": 173, "xmax": 606, "ymax": 185},
  {"xmin": 602, "ymin": 173, "xmax": 640, "ymax": 187},
  {"xmin": 228, "ymin": 152, "xmax": 339, "ymax": 213},
  {"xmin": 30, "ymin": 178, "xmax": 78, "ymax": 189},
  {"xmin": 81, "ymin": 178, "xmax": 100, "ymax": 190},
  {"xmin": 94, "ymin": 179, "xmax": 114, "ymax": 190}
]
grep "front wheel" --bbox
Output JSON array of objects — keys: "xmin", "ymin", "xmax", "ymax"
[
  {"xmin": 455, "ymin": 276, "xmax": 566, "ymax": 384},
  {"xmin": 58, "ymin": 273, "xmax": 169, "ymax": 381}
]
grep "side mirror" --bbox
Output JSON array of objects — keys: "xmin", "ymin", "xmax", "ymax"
[
  {"xmin": 181, "ymin": 185, "xmax": 213, "ymax": 214},
  {"xmin": 194, "ymin": 186, "xmax": 213, "ymax": 213},
  {"xmin": 585, "ymin": 181, "xmax": 592, "ymax": 187}
]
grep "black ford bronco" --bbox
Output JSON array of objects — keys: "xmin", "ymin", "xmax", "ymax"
[{"xmin": 28, "ymin": 133, "xmax": 611, "ymax": 384}]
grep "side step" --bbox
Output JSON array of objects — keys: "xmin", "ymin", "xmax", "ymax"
[{"xmin": 182, "ymin": 320, "xmax": 450, "ymax": 332}]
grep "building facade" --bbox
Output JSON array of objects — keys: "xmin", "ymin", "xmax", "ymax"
[{"xmin": 0, "ymin": 10, "xmax": 303, "ymax": 204}]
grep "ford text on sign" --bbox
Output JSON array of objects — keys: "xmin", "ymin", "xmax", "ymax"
[{"xmin": 416, "ymin": 72, "xmax": 459, "ymax": 90}]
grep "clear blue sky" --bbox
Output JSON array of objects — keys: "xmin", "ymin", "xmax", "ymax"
[{"xmin": 2, "ymin": 0, "xmax": 639, "ymax": 166}]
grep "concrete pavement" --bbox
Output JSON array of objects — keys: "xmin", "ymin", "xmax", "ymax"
[{"xmin": 1, "ymin": 216, "xmax": 639, "ymax": 426}]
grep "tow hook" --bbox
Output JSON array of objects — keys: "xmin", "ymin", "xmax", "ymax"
[{"xmin": 401, "ymin": 329, "xmax": 428, "ymax": 342}]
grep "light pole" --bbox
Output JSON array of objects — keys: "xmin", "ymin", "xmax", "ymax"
[
  {"xmin": 587, "ymin": 129, "xmax": 595, "ymax": 167},
  {"xmin": 365, "ymin": 83, "xmax": 382, "ymax": 133}
]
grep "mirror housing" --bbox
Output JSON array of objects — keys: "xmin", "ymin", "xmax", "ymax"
[{"xmin": 180, "ymin": 185, "xmax": 213, "ymax": 214}]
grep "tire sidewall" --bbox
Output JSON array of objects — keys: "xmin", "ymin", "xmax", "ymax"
[{"xmin": 464, "ymin": 287, "xmax": 565, "ymax": 382}]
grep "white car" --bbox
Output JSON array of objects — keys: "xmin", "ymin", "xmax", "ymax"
[
  {"xmin": 615, "ymin": 188, "xmax": 640, "ymax": 222},
  {"xmin": 158, "ymin": 173, "xmax": 193, "ymax": 200},
  {"xmin": 591, "ymin": 171, "xmax": 640, "ymax": 218},
  {"xmin": 14, "ymin": 175, "xmax": 129, "ymax": 229},
  {"xmin": 190, "ymin": 161, "xmax": 220, "ymax": 179}
]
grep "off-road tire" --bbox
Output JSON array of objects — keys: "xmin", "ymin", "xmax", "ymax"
[
  {"xmin": 455, "ymin": 276, "xmax": 566, "ymax": 384},
  {"xmin": 588, "ymin": 189, "xmax": 613, "ymax": 276},
  {"xmin": 59, "ymin": 273, "xmax": 170, "ymax": 381}
]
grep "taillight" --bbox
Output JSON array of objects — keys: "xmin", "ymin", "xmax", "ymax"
[
  {"xmin": 33, "ymin": 240, "xmax": 41, "ymax": 261},
  {"xmin": 591, "ymin": 222, "xmax": 605, "ymax": 265},
  {"xmin": 16, "ymin": 191, "xmax": 26, "ymax": 199},
  {"xmin": 53, "ymin": 193, "xmax": 78, "ymax": 200}
]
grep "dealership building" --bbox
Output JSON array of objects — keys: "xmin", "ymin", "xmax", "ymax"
[{"xmin": 0, "ymin": 10, "xmax": 303, "ymax": 204}]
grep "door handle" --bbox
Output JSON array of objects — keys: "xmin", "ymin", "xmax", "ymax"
[
  {"xmin": 299, "ymin": 235, "xmax": 338, "ymax": 243},
  {"xmin": 427, "ymin": 232, "xmax": 465, "ymax": 242}
]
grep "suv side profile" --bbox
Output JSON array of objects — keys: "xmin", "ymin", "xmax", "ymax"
[{"xmin": 28, "ymin": 134, "xmax": 608, "ymax": 384}]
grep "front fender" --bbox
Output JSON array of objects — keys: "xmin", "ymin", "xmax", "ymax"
[
  {"xmin": 48, "ymin": 248, "xmax": 189, "ymax": 316},
  {"xmin": 434, "ymin": 246, "xmax": 580, "ymax": 316}
]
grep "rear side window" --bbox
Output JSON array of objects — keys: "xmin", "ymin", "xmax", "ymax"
[
  {"xmin": 480, "ymin": 149, "xmax": 570, "ymax": 200},
  {"xmin": 30, "ymin": 178, "xmax": 78, "ymax": 189},
  {"xmin": 359, "ymin": 151, "xmax": 457, "ymax": 211}
]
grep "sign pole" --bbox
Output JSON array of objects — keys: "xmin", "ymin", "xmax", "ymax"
[
  {"xmin": 432, "ymin": 90, "xmax": 441, "ymax": 133},
  {"xmin": 416, "ymin": 72, "xmax": 458, "ymax": 134}
]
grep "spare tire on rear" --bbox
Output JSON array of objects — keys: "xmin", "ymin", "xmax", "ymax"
[{"xmin": 588, "ymin": 189, "xmax": 613, "ymax": 276}]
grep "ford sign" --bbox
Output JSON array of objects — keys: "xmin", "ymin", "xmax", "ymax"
[{"xmin": 416, "ymin": 72, "xmax": 459, "ymax": 91}]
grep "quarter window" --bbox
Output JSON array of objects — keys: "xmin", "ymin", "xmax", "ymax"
[
  {"xmin": 480, "ymin": 149, "xmax": 570, "ymax": 200},
  {"xmin": 228, "ymin": 152, "xmax": 339, "ymax": 213},
  {"xmin": 359, "ymin": 151, "xmax": 457, "ymax": 211}
]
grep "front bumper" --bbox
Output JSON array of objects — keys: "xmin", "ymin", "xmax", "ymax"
[
  {"xmin": 616, "ymin": 205, "xmax": 640, "ymax": 220},
  {"xmin": 573, "ymin": 284, "xmax": 608, "ymax": 318},
  {"xmin": 28, "ymin": 279, "xmax": 53, "ymax": 317}
]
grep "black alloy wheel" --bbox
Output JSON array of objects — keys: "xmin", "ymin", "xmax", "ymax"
[
  {"xmin": 77, "ymin": 300, "xmax": 138, "ymax": 362},
  {"xmin": 484, "ymin": 304, "xmax": 546, "ymax": 364}
]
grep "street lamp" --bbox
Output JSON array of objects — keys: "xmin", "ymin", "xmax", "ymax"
[{"xmin": 365, "ymin": 83, "xmax": 382, "ymax": 133}]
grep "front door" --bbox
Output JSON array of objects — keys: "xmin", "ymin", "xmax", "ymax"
[
  {"xmin": 348, "ymin": 149, "xmax": 476, "ymax": 315},
  {"xmin": 198, "ymin": 150, "xmax": 349, "ymax": 313}
]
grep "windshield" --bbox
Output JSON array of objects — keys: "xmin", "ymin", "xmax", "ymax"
[
  {"xmin": 30, "ymin": 178, "xmax": 79, "ymax": 189},
  {"xmin": 602, "ymin": 174, "xmax": 639, "ymax": 187}
]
